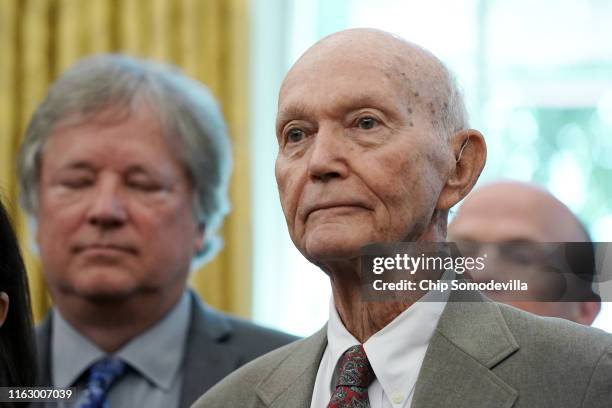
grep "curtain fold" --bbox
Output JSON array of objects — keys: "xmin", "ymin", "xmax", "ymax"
[{"xmin": 0, "ymin": 0, "xmax": 252, "ymax": 322}]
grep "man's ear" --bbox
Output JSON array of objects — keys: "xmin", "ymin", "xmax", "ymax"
[
  {"xmin": 436, "ymin": 129, "xmax": 487, "ymax": 211},
  {"xmin": 575, "ymin": 300, "xmax": 601, "ymax": 326},
  {"xmin": 0, "ymin": 292, "xmax": 9, "ymax": 328},
  {"xmin": 194, "ymin": 223, "xmax": 206, "ymax": 255}
]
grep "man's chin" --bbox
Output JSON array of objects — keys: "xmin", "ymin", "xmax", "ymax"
[
  {"xmin": 57, "ymin": 273, "xmax": 141, "ymax": 303},
  {"xmin": 303, "ymin": 238, "xmax": 363, "ymax": 264},
  {"xmin": 67, "ymin": 284, "xmax": 140, "ymax": 303},
  {"xmin": 301, "ymin": 225, "xmax": 375, "ymax": 259}
]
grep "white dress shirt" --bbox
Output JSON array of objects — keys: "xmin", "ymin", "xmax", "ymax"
[{"xmin": 310, "ymin": 289, "xmax": 448, "ymax": 408}]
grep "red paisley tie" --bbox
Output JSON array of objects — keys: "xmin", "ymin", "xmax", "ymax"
[{"xmin": 327, "ymin": 345, "xmax": 376, "ymax": 408}]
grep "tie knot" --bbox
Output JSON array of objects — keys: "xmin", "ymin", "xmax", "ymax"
[
  {"xmin": 87, "ymin": 357, "xmax": 126, "ymax": 390},
  {"xmin": 78, "ymin": 357, "xmax": 127, "ymax": 408},
  {"xmin": 334, "ymin": 345, "xmax": 375, "ymax": 388}
]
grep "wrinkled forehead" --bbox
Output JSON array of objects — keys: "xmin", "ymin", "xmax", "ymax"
[
  {"xmin": 278, "ymin": 61, "xmax": 406, "ymax": 120},
  {"xmin": 278, "ymin": 35, "xmax": 446, "ymax": 117},
  {"xmin": 43, "ymin": 102, "xmax": 190, "ymax": 173},
  {"xmin": 50, "ymin": 100, "xmax": 178, "ymax": 150}
]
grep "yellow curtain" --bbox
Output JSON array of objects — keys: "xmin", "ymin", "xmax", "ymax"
[{"xmin": 0, "ymin": 0, "xmax": 252, "ymax": 322}]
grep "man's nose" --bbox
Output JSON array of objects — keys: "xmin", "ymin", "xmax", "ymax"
[
  {"xmin": 87, "ymin": 177, "xmax": 128, "ymax": 228},
  {"xmin": 307, "ymin": 126, "xmax": 350, "ymax": 182}
]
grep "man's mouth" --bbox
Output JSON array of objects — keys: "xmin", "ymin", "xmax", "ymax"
[
  {"xmin": 73, "ymin": 243, "xmax": 137, "ymax": 255},
  {"xmin": 304, "ymin": 202, "xmax": 371, "ymax": 220}
]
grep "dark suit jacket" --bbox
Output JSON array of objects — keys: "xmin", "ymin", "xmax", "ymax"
[
  {"xmin": 35, "ymin": 292, "xmax": 297, "ymax": 408},
  {"xmin": 192, "ymin": 290, "xmax": 612, "ymax": 408}
]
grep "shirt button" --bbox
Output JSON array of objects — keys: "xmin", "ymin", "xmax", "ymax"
[{"xmin": 391, "ymin": 391, "xmax": 404, "ymax": 404}]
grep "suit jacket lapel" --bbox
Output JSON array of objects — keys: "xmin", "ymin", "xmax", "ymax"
[
  {"xmin": 179, "ymin": 293, "xmax": 238, "ymax": 408},
  {"xmin": 256, "ymin": 326, "xmax": 327, "ymax": 408},
  {"xmin": 412, "ymin": 290, "xmax": 518, "ymax": 408},
  {"xmin": 251, "ymin": 291, "xmax": 519, "ymax": 408}
]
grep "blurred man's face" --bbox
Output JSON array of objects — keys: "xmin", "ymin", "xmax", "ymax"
[
  {"xmin": 449, "ymin": 186, "xmax": 577, "ymax": 243},
  {"xmin": 36, "ymin": 104, "xmax": 203, "ymax": 303},
  {"xmin": 275, "ymin": 52, "xmax": 449, "ymax": 264},
  {"xmin": 448, "ymin": 184, "xmax": 597, "ymax": 324}
]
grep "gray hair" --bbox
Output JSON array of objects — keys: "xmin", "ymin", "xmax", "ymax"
[
  {"xmin": 422, "ymin": 55, "xmax": 469, "ymax": 140},
  {"xmin": 17, "ymin": 54, "xmax": 232, "ymax": 263},
  {"xmin": 432, "ymin": 63, "xmax": 469, "ymax": 140}
]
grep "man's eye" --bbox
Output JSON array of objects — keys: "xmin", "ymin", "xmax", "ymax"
[
  {"xmin": 357, "ymin": 117, "xmax": 378, "ymax": 130},
  {"xmin": 60, "ymin": 179, "xmax": 92, "ymax": 189},
  {"xmin": 286, "ymin": 128, "xmax": 306, "ymax": 143},
  {"xmin": 127, "ymin": 180, "xmax": 162, "ymax": 192}
]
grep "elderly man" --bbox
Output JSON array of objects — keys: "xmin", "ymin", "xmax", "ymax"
[
  {"xmin": 17, "ymin": 55, "xmax": 295, "ymax": 407},
  {"xmin": 449, "ymin": 180, "xmax": 601, "ymax": 325},
  {"xmin": 193, "ymin": 29, "xmax": 612, "ymax": 408}
]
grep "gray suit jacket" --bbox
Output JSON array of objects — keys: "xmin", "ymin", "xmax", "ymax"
[
  {"xmin": 35, "ymin": 292, "xmax": 297, "ymax": 408},
  {"xmin": 192, "ymin": 290, "xmax": 612, "ymax": 408}
]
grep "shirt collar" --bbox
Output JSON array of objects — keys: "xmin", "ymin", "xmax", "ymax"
[
  {"xmin": 52, "ymin": 291, "xmax": 192, "ymax": 391},
  {"xmin": 326, "ymin": 273, "xmax": 450, "ymax": 403},
  {"xmin": 52, "ymin": 311, "xmax": 104, "ymax": 389}
]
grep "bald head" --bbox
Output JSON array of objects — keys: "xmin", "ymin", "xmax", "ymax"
[
  {"xmin": 449, "ymin": 181, "xmax": 599, "ymax": 325},
  {"xmin": 449, "ymin": 181, "xmax": 589, "ymax": 243},
  {"xmin": 280, "ymin": 28, "xmax": 467, "ymax": 139}
]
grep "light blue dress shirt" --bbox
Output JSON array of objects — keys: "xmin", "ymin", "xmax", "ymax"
[{"xmin": 51, "ymin": 292, "xmax": 191, "ymax": 408}]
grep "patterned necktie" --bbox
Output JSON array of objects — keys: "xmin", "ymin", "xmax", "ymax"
[
  {"xmin": 77, "ymin": 357, "xmax": 127, "ymax": 408},
  {"xmin": 327, "ymin": 345, "xmax": 376, "ymax": 408}
]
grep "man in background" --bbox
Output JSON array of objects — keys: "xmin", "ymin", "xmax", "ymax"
[
  {"xmin": 449, "ymin": 180, "xmax": 601, "ymax": 325},
  {"xmin": 18, "ymin": 55, "xmax": 295, "ymax": 407}
]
